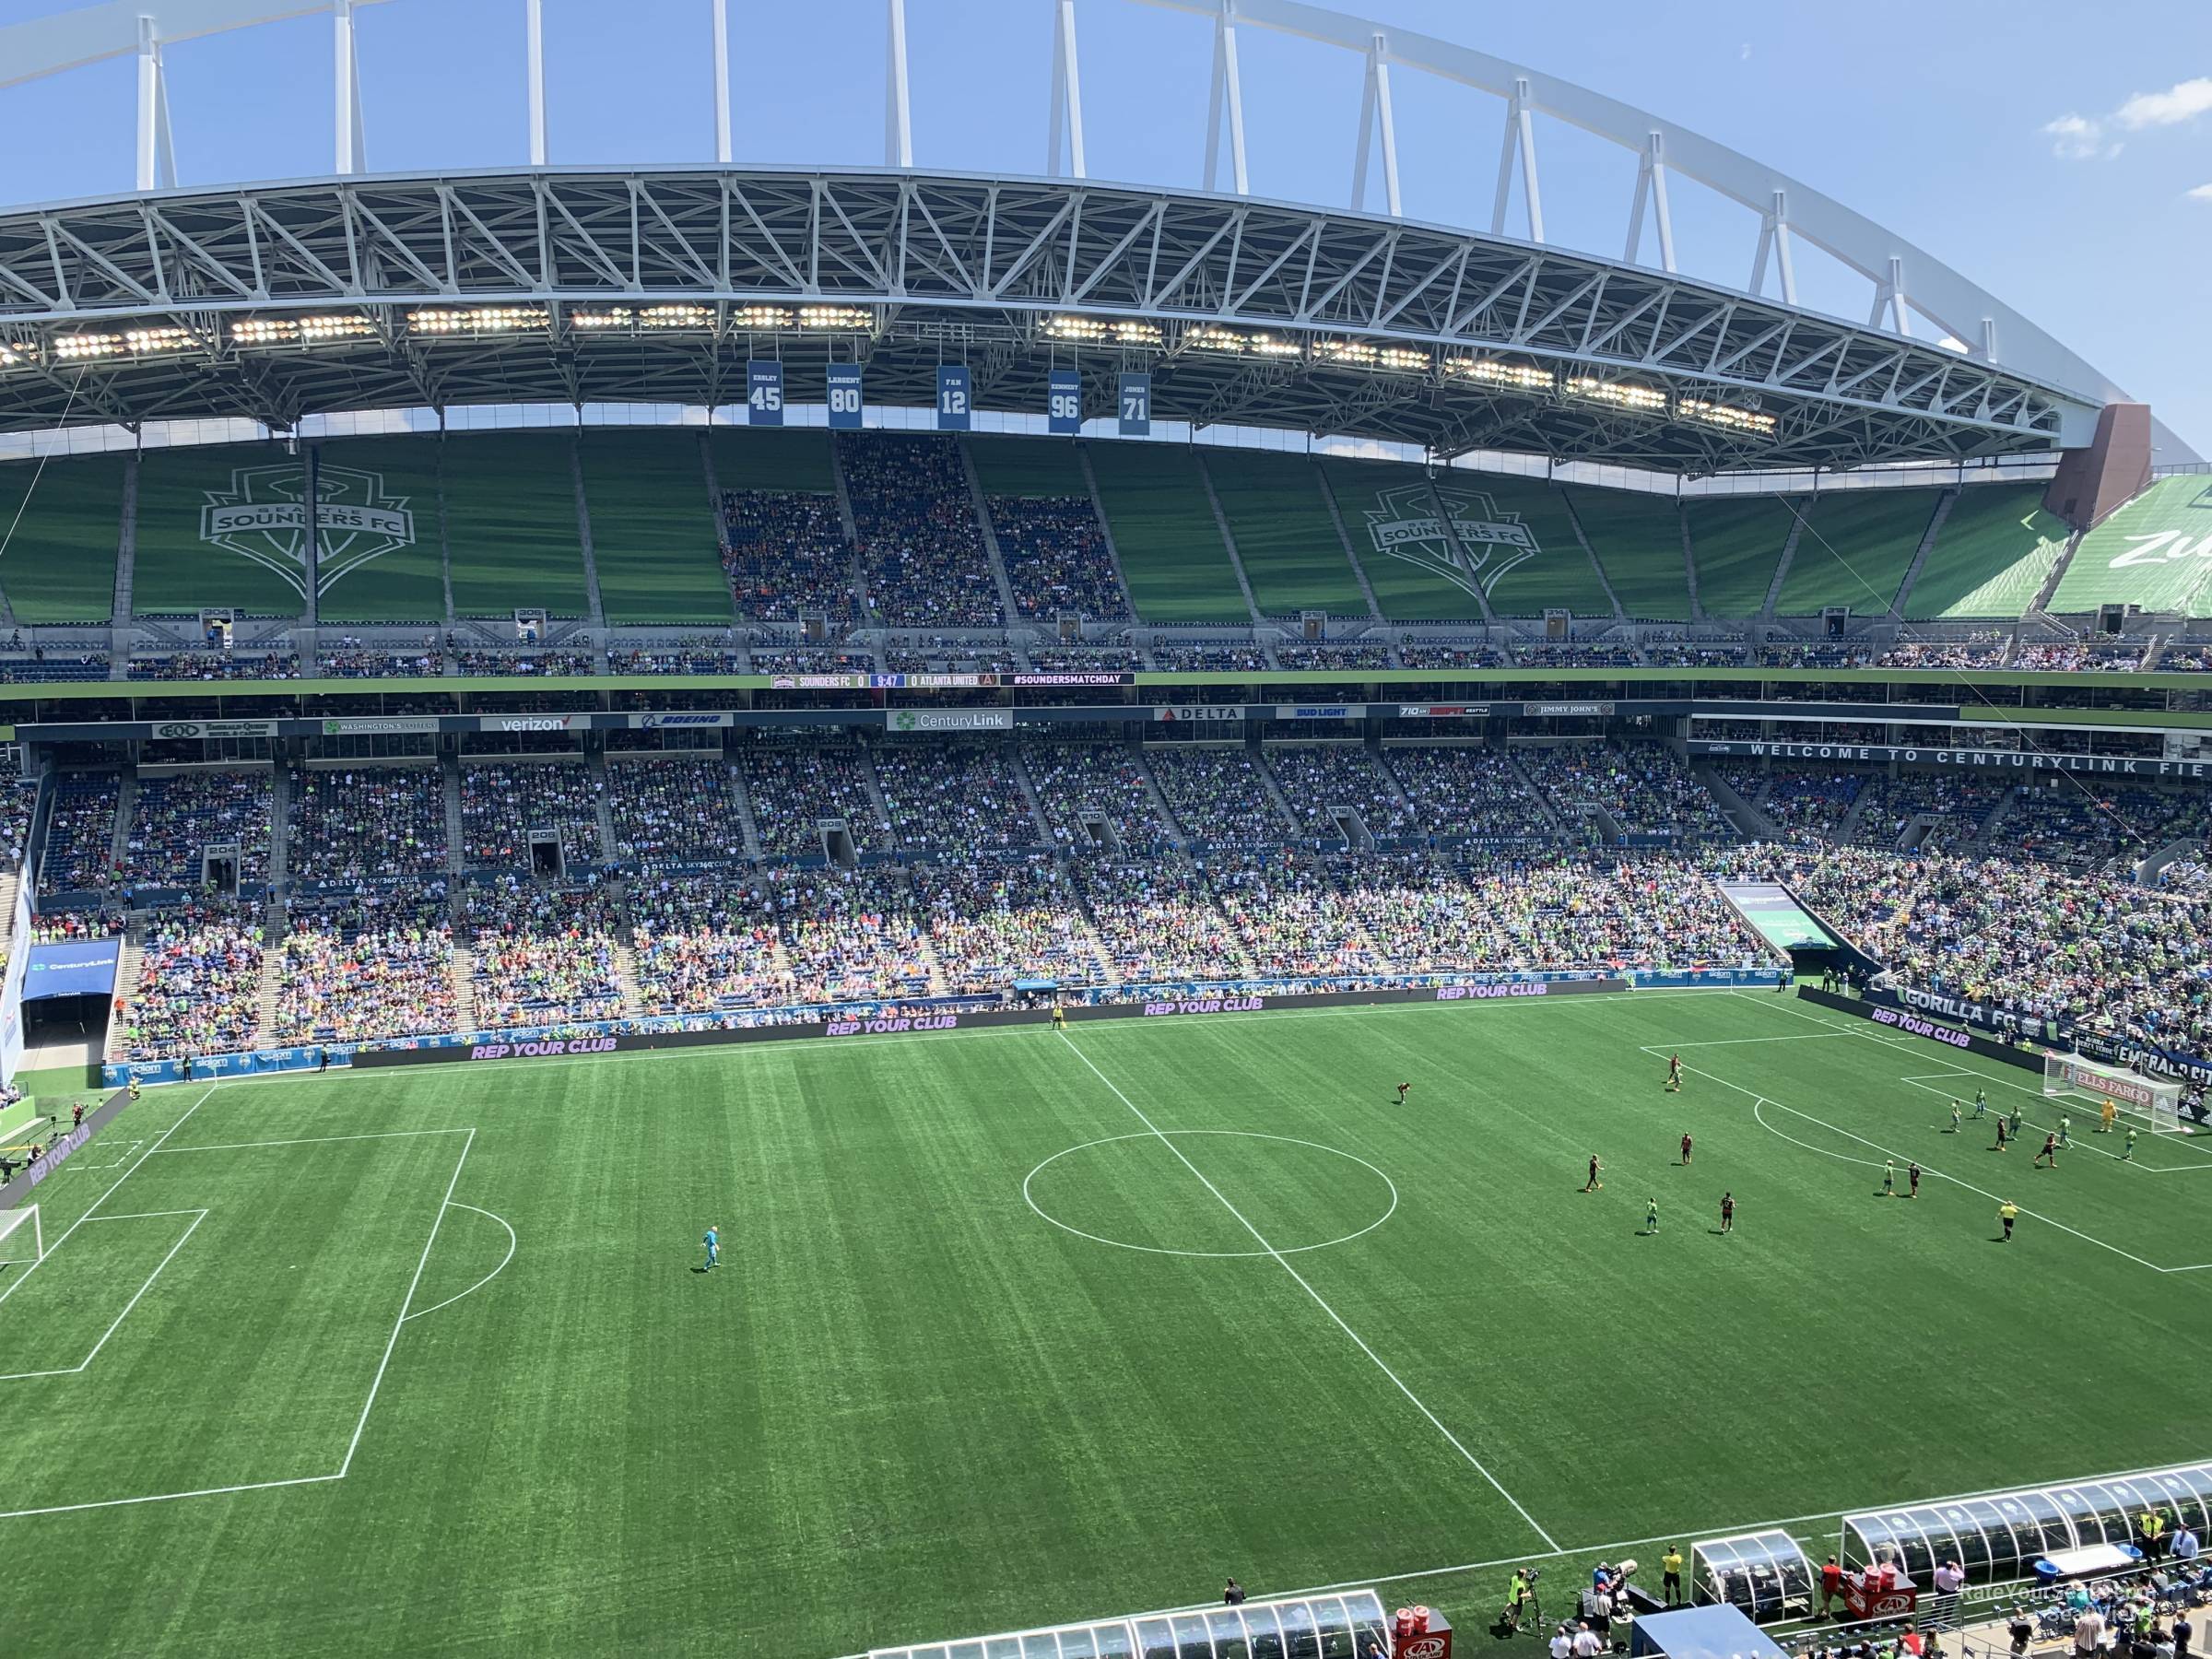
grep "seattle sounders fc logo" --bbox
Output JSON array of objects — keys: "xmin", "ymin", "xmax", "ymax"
[
  {"xmin": 1360, "ymin": 481, "xmax": 1538, "ymax": 599},
  {"xmin": 199, "ymin": 463, "xmax": 416, "ymax": 603}
]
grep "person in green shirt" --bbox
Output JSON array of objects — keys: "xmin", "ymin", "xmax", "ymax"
[
  {"xmin": 1644, "ymin": 1197, "xmax": 1659, "ymax": 1235},
  {"xmin": 2124, "ymin": 1127, "xmax": 2138, "ymax": 1161}
]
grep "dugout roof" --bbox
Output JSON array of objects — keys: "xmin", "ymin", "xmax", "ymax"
[
  {"xmin": 867, "ymin": 1586, "xmax": 1391, "ymax": 1659},
  {"xmin": 1843, "ymin": 1463, "xmax": 2212, "ymax": 1581}
]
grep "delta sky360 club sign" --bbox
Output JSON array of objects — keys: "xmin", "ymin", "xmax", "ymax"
[
  {"xmin": 1358, "ymin": 481, "xmax": 1542, "ymax": 600},
  {"xmin": 199, "ymin": 462, "xmax": 417, "ymax": 603}
]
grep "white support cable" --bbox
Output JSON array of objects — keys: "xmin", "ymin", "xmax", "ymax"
[
  {"xmin": 524, "ymin": 0, "xmax": 547, "ymax": 167},
  {"xmin": 1350, "ymin": 34, "xmax": 1400, "ymax": 215},
  {"xmin": 1647, "ymin": 131, "xmax": 1675, "ymax": 274},
  {"xmin": 135, "ymin": 14, "xmax": 176, "ymax": 192},
  {"xmin": 333, "ymin": 0, "xmax": 364, "ymax": 175},
  {"xmin": 1045, "ymin": 0, "xmax": 1087, "ymax": 179},
  {"xmin": 1512, "ymin": 76, "xmax": 1542, "ymax": 242},
  {"xmin": 712, "ymin": 0, "xmax": 732, "ymax": 166},
  {"xmin": 884, "ymin": 0, "xmax": 913, "ymax": 169},
  {"xmin": 1203, "ymin": 0, "xmax": 1249, "ymax": 195}
]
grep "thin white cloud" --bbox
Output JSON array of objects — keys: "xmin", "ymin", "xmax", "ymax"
[
  {"xmin": 2187, "ymin": 182, "xmax": 2212, "ymax": 202},
  {"xmin": 1738, "ymin": 42, "xmax": 1752, "ymax": 61},
  {"xmin": 2043, "ymin": 112, "xmax": 2121, "ymax": 159},
  {"xmin": 2115, "ymin": 76, "xmax": 2212, "ymax": 129}
]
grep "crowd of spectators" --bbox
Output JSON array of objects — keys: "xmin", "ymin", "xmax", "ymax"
[
  {"xmin": 1848, "ymin": 774, "xmax": 2007, "ymax": 851},
  {"xmin": 1757, "ymin": 643, "xmax": 1875, "ymax": 669},
  {"xmin": 606, "ymin": 759, "xmax": 747, "ymax": 865},
  {"xmin": 629, "ymin": 873, "xmax": 784, "ymax": 1013},
  {"xmin": 1877, "ymin": 633, "xmax": 2007, "ymax": 669},
  {"xmin": 1026, "ymin": 647, "xmax": 1146, "ymax": 672},
  {"xmin": 606, "ymin": 642, "xmax": 744, "ymax": 675},
  {"xmin": 1515, "ymin": 643, "xmax": 1639, "ymax": 667},
  {"xmin": 128, "ymin": 651, "xmax": 300, "ymax": 682},
  {"xmin": 1520, "ymin": 744, "xmax": 1731, "ymax": 837},
  {"xmin": 453, "ymin": 650, "xmax": 597, "ymax": 677},
  {"xmin": 881, "ymin": 638, "xmax": 1022, "ymax": 673},
  {"xmin": 1645, "ymin": 641, "xmax": 1747, "ymax": 668},
  {"xmin": 738, "ymin": 744, "xmax": 885, "ymax": 857},
  {"xmin": 465, "ymin": 879, "xmax": 622, "ymax": 1027},
  {"xmin": 1150, "ymin": 645, "xmax": 1270, "ymax": 674},
  {"xmin": 1271, "ymin": 646, "xmax": 1396, "ymax": 672},
  {"xmin": 1023, "ymin": 743, "xmax": 1176, "ymax": 855},
  {"xmin": 2158, "ymin": 643, "xmax": 2212, "ymax": 672},
  {"xmin": 771, "ymin": 867, "xmax": 935, "ymax": 1004},
  {"xmin": 1206, "ymin": 854, "xmax": 1384, "ymax": 977},
  {"xmin": 1382, "ymin": 747, "xmax": 1545, "ymax": 840},
  {"xmin": 2014, "ymin": 638, "xmax": 2147, "ymax": 672},
  {"xmin": 121, "ymin": 900, "xmax": 265, "ymax": 1060},
  {"xmin": 1450, "ymin": 852, "xmax": 1766, "ymax": 971},
  {"xmin": 1984, "ymin": 784, "xmax": 2208, "ymax": 873},
  {"xmin": 752, "ymin": 648, "xmax": 877, "ymax": 675},
  {"xmin": 318, "ymin": 642, "xmax": 441, "ymax": 677},
  {"xmin": 43, "ymin": 778, "xmax": 120, "ymax": 891},
  {"xmin": 1147, "ymin": 747, "xmax": 1292, "ymax": 844},
  {"xmin": 120, "ymin": 771, "xmax": 273, "ymax": 888},
  {"xmin": 722, "ymin": 491, "xmax": 855, "ymax": 627},
  {"xmin": 1714, "ymin": 764, "xmax": 1865, "ymax": 843},
  {"xmin": 875, "ymin": 745, "xmax": 1043, "ymax": 853},
  {"xmin": 989, "ymin": 496, "xmax": 1129, "ymax": 621},
  {"xmin": 459, "ymin": 762, "xmax": 606, "ymax": 871},
  {"xmin": 1396, "ymin": 643, "xmax": 1504, "ymax": 670},
  {"xmin": 1071, "ymin": 858, "xmax": 1250, "ymax": 982},
  {"xmin": 287, "ymin": 765, "xmax": 447, "ymax": 882},
  {"xmin": 275, "ymin": 893, "xmax": 454, "ymax": 1043},
  {"xmin": 841, "ymin": 437, "xmax": 1003, "ymax": 629},
  {"xmin": 913, "ymin": 859, "xmax": 1096, "ymax": 992},
  {"xmin": 1264, "ymin": 745, "xmax": 1410, "ymax": 840}
]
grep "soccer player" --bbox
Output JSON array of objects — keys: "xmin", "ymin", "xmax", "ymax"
[
  {"xmin": 1881, "ymin": 1160, "xmax": 1897, "ymax": 1197},
  {"xmin": 127, "ymin": 1077, "xmax": 142, "ymax": 1102},
  {"xmin": 1720, "ymin": 1191, "xmax": 1735, "ymax": 1233},
  {"xmin": 1973, "ymin": 1088, "xmax": 1988, "ymax": 1118},
  {"xmin": 2100, "ymin": 1098, "xmax": 2118, "ymax": 1134},
  {"xmin": 1396, "ymin": 1082, "xmax": 1412, "ymax": 1105},
  {"xmin": 1665, "ymin": 1053, "xmax": 1683, "ymax": 1093},
  {"xmin": 1679, "ymin": 1131, "xmax": 1693, "ymax": 1166},
  {"xmin": 2124, "ymin": 1126, "xmax": 2139, "ymax": 1161},
  {"xmin": 1583, "ymin": 1154, "xmax": 1604, "ymax": 1193},
  {"xmin": 1994, "ymin": 1117, "xmax": 2009, "ymax": 1151},
  {"xmin": 2008, "ymin": 1103, "xmax": 2024, "ymax": 1137},
  {"xmin": 2033, "ymin": 1132, "xmax": 2058, "ymax": 1169},
  {"xmin": 1999, "ymin": 1199, "xmax": 2018, "ymax": 1241},
  {"xmin": 701, "ymin": 1225, "xmax": 720, "ymax": 1271},
  {"xmin": 1644, "ymin": 1197, "xmax": 1659, "ymax": 1235},
  {"xmin": 1948, "ymin": 1102, "xmax": 1961, "ymax": 1134},
  {"xmin": 1908, "ymin": 1160, "xmax": 1922, "ymax": 1198},
  {"xmin": 2059, "ymin": 1114, "xmax": 2073, "ymax": 1149}
]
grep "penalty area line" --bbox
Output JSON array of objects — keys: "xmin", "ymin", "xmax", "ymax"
[{"xmin": 1053, "ymin": 1030, "xmax": 1562, "ymax": 1554}]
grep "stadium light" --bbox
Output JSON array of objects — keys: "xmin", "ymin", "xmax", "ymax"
[
  {"xmin": 731, "ymin": 304, "xmax": 797, "ymax": 330},
  {"xmin": 1443, "ymin": 357, "xmax": 1555, "ymax": 393},
  {"xmin": 1183, "ymin": 324, "xmax": 1300, "ymax": 358},
  {"xmin": 1313, "ymin": 339, "xmax": 1429, "ymax": 374},
  {"xmin": 1677, "ymin": 397, "xmax": 1780, "ymax": 436},
  {"xmin": 1042, "ymin": 313, "xmax": 1164, "ymax": 348},
  {"xmin": 230, "ymin": 315, "xmax": 374, "ymax": 347},
  {"xmin": 53, "ymin": 333, "xmax": 125, "ymax": 360},
  {"xmin": 407, "ymin": 307, "xmax": 548, "ymax": 335},
  {"xmin": 797, "ymin": 305, "xmax": 873, "ymax": 330},
  {"xmin": 1565, "ymin": 376, "xmax": 1668, "ymax": 416}
]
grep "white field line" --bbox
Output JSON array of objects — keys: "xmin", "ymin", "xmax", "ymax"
[
  {"xmin": 154, "ymin": 1127, "xmax": 473, "ymax": 1155},
  {"xmin": 63, "ymin": 1138, "xmax": 145, "ymax": 1173},
  {"xmin": 1652, "ymin": 1032, "xmax": 1859, "ymax": 1049},
  {"xmin": 400, "ymin": 1203, "xmax": 515, "ymax": 1324},
  {"xmin": 0, "ymin": 1473, "xmax": 343, "ymax": 1522},
  {"xmin": 1054, "ymin": 1030, "xmax": 1561, "ymax": 1553},
  {"xmin": 0, "ymin": 1209, "xmax": 207, "ymax": 1382},
  {"xmin": 338, "ymin": 1127, "xmax": 475, "ymax": 1476},
  {"xmin": 1663, "ymin": 1053, "xmax": 2168, "ymax": 1273},
  {"xmin": 0, "ymin": 1086, "xmax": 217, "ymax": 1312}
]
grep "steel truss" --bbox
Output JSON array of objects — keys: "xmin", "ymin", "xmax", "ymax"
[{"xmin": 0, "ymin": 169, "xmax": 2088, "ymax": 472}]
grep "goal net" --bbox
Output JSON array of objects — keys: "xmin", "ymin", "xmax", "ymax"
[
  {"xmin": 0, "ymin": 1204, "xmax": 41, "ymax": 1268},
  {"xmin": 2042, "ymin": 1052, "xmax": 2184, "ymax": 1133}
]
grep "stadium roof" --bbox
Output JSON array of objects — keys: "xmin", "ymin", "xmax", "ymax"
[{"xmin": 0, "ymin": 166, "xmax": 2097, "ymax": 475}]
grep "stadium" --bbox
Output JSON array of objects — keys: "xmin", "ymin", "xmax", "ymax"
[{"xmin": 1, "ymin": 1, "xmax": 2211, "ymax": 1654}]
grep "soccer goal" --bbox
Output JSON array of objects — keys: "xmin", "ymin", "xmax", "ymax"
[
  {"xmin": 0, "ymin": 1203, "xmax": 42, "ymax": 1268},
  {"xmin": 2042, "ymin": 1052, "xmax": 2185, "ymax": 1133}
]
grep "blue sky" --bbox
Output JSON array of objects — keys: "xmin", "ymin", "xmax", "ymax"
[{"xmin": 0, "ymin": 0, "xmax": 2206, "ymax": 455}]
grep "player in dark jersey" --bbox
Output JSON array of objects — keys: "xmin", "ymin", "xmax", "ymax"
[
  {"xmin": 1665, "ymin": 1053, "xmax": 1683, "ymax": 1093},
  {"xmin": 1679, "ymin": 1131, "xmax": 1693, "ymax": 1166},
  {"xmin": 1396, "ymin": 1082, "xmax": 1411, "ymax": 1105},
  {"xmin": 1720, "ymin": 1192, "xmax": 1735, "ymax": 1233},
  {"xmin": 2033, "ymin": 1132, "xmax": 2059, "ymax": 1169},
  {"xmin": 1583, "ymin": 1155, "xmax": 1604, "ymax": 1193},
  {"xmin": 1907, "ymin": 1161, "xmax": 1922, "ymax": 1198}
]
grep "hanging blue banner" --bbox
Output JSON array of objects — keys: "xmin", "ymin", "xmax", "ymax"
[
  {"xmin": 746, "ymin": 359, "xmax": 783, "ymax": 427},
  {"xmin": 1117, "ymin": 371, "xmax": 1151, "ymax": 436},
  {"xmin": 1047, "ymin": 368, "xmax": 1082, "ymax": 435},
  {"xmin": 826, "ymin": 363, "xmax": 865, "ymax": 430},
  {"xmin": 935, "ymin": 364, "xmax": 972, "ymax": 431}
]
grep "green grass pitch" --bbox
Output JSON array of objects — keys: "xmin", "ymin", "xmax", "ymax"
[{"xmin": 7, "ymin": 989, "xmax": 2211, "ymax": 1656}]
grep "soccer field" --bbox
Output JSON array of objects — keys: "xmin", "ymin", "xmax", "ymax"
[{"xmin": 6, "ymin": 988, "xmax": 2211, "ymax": 1656}]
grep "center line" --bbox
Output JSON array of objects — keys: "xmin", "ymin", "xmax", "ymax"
[{"xmin": 1054, "ymin": 1030, "xmax": 1560, "ymax": 1552}]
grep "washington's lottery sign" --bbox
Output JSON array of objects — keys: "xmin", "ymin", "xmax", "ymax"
[
  {"xmin": 199, "ymin": 462, "xmax": 418, "ymax": 603},
  {"xmin": 1358, "ymin": 480, "xmax": 1540, "ymax": 599}
]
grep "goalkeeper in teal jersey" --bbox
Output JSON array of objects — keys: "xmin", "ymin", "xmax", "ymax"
[{"xmin": 701, "ymin": 1226, "xmax": 720, "ymax": 1271}]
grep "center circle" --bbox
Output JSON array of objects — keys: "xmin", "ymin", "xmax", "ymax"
[{"xmin": 1023, "ymin": 1130, "xmax": 1398, "ymax": 1258}]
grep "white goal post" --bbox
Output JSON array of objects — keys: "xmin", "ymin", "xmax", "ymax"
[
  {"xmin": 0, "ymin": 1203, "xmax": 41, "ymax": 1267},
  {"xmin": 2043, "ymin": 1052, "xmax": 2184, "ymax": 1133}
]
